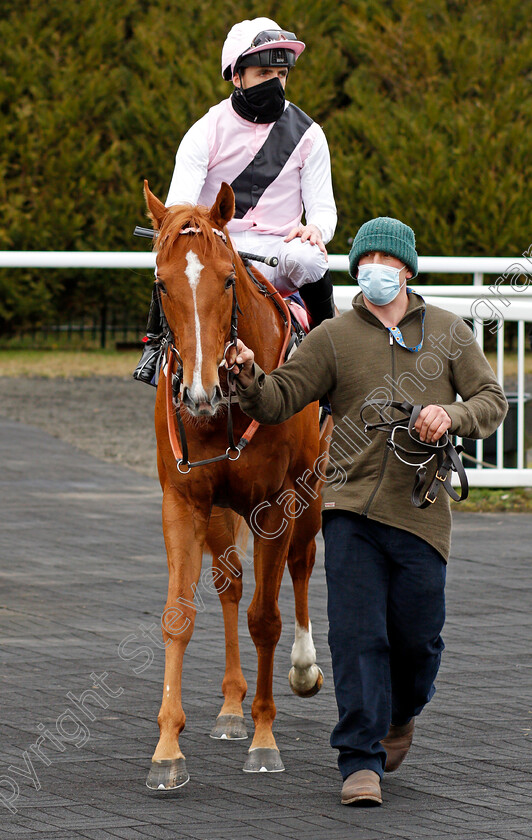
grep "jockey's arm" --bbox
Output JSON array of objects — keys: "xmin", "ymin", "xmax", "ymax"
[
  {"xmin": 298, "ymin": 125, "xmax": 337, "ymax": 246},
  {"xmin": 165, "ymin": 116, "xmax": 210, "ymax": 207}
]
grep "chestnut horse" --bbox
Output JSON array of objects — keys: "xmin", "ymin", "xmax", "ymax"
[{"xmin": 143, "ymin": 180, "xmax": 330, "ymax": 791}]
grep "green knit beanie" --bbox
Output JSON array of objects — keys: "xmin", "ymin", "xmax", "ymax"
[{"xmin": 349, "ymin": 217, "xmax": 418, "ymax": 279}]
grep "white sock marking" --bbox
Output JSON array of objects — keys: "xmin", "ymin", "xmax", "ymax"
[
  {"xmin": 289, "ymin": 620, "xmax": 320, "ymax": 693},
  {"xmin": 291, "ymin": 621, "xmax": 316, "ymax": 670}
]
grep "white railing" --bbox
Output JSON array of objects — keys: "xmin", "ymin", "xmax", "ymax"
[{"xmin": 2, "ymin": 252, "xmax": 531, "ymax": 487}]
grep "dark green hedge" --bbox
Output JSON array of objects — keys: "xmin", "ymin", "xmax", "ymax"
[{"xmin": 1, "ymin": 0, "xmax": 530, "ymax": 330}]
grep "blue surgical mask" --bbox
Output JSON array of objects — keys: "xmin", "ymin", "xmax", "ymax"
[{"xmin": 357, "ymin": 263, "xmax": 406, "ymax": 306}]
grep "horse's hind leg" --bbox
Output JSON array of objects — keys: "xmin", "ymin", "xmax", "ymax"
[
  {"xmin": 146, "ymin": 487, "xmax": 210, "ymax": 791},
  {"xmin": 205, "ymin": 508, "xmax": 248, "ymax": 740},
  {"xmin": 287, "ymin": 503, "xmax": 324, "ymax": 698}
]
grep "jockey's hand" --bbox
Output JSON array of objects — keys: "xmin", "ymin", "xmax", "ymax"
[
  {"xmin": 227, "ymin": 339, "xmax": 255, "ymax": 387},
  {"xmin": 414, "ymin": 405, "xmax": 452, "ymax": 443},
  {"xmin": 284, "ymin": 224, "xmax": 328, "ymax": 257}
]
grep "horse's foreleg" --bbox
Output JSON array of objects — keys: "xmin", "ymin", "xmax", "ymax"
[
  {"xmin": 206, "ymin": 508, "xmax": 248, "ymax": 740},
  {"xmin": 244, "ymin": 506, "xmax": 294, "ymax": 773},
  {"xmin": 287, "ymin": 503, "xmax": 324, "ymax": 698},
  {"xmin": 147, "ymin": 487, "xmax": 209, "ymax": 791}
]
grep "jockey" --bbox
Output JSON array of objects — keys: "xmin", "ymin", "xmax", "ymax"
[{"xmin": 134, "ymin": 17, "xmax": 337, "ymax": 384}]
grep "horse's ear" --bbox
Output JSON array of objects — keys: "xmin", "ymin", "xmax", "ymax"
[
  {"xmin": 143, "ymin": 179, "xmax": 167, "ymax": 230},
  {"xmin": 210, "ymin": 182, "xmax": 235, "ymax": 229}
]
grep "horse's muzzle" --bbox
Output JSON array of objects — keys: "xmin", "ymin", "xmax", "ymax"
[{"xmin": 182, "ymin": 384, "xmax": 223, "ymax": 417}]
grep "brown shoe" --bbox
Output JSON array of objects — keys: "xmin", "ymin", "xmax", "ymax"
[
  {"xmin": 382, "ymin": 719, "xmax": 415, "ymax": 772},
  {"xmin": 341, "ymin": 770, "xmax": 382, "ymax": 806}
]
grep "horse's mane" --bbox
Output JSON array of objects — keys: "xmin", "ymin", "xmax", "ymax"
[{"xmin": 154, "ymin": 204, "xmax": 224, "ymax": 261}]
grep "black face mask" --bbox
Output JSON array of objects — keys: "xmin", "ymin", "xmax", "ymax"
[{"xmin": 231, "ymin": 76, "xmax": 286, "ymax": 124}]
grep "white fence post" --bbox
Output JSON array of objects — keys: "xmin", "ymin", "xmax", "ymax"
[
  {"xmin": 517, "ymin": 320, "xmax": 526, "ymax": 470},
  {"xmin": 496, "ymin": 319, "xmax": 505, "ymax": 470}
]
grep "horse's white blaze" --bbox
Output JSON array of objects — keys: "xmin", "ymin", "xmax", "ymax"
[
  {"xmin": 290, "ymin": 621, "xmax": 320, "ymax": 693},
  {"xmin": 185, "ymin": 250, "xmax": 207, "ymax": 401}
]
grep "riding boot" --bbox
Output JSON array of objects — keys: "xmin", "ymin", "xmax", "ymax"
[
  {"xmin": 298, "ymin": 270, "xmax": 335, "ymax": 328},
  {"xmin": 298, "ymin": 271, "xmax": 335, "ymax": 423},
  {"xmin": 133, "ymin": 284, "xmax": 164, "ymax": 386}
]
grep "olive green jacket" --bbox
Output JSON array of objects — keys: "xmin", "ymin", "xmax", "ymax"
[{"xmin": 236, "ymin": 292, "xmax": 508, "ymax": 560}]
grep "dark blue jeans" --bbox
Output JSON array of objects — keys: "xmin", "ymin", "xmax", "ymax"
[{"xmin": 322, "ymin": 511, "xmax": 446, "ymax": 780}]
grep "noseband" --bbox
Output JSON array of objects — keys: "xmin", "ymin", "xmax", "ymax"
[{"xmin": 360, "ymin": 399, "xmax": 469, "ymax": 508}]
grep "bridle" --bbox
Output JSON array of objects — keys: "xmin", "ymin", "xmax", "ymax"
[
  {"xmin": 135, "ymin": 224, "xmax": 292, "ymax": 473},
  {"xmin": 360, "ymin": 399, "xmax": 469, "ymax": 508}
]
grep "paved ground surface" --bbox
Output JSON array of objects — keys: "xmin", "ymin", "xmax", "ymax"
[
  {"xmin": 1, "ymin": 418, "xmax": 531, "ymax": 840},
  {"xmin": 0, "ymin": 377, "xmax": 159, "ymax": 480}
]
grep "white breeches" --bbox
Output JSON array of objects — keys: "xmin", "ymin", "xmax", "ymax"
[{"xmin": 230, "ymin": 230, "xmax": 329, "ymax": 294}]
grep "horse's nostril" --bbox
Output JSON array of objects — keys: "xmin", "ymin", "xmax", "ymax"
[
  {"xmin": 211, "ymin": 385, "xmax": 223, "ymax": 407},
  {"xmin": 182, "ymin": 387, "xmax": 194, "ymax": 409}
]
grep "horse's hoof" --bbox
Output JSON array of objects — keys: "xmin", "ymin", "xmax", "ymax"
[
  {"xmin": 288, "ymin": 665, "xmax": 324, "ymax": 698},
  {"xmin": 210, "ymin": 714, "xmax": 248, "ymax": 740},
  {"xmin": 146, "ymin": 758, "xmax": 190, "ymax": 791},
  {"xmin": 243, "ymin": 748, "xmax": 285, "ymax": 773}
]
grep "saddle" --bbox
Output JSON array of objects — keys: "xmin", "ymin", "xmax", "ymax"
[
  {"xmin": 283, "ymin": 293, "xmax": 309, "ymax": 357},
  {"xmin": 360, "ymin": 399, "xmax": 469, "ymax": 508}
]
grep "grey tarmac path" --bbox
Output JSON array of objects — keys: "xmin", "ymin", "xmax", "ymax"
[{"xmin": 0, "ymin": 418, "xmax": 531, "ymax": 840}]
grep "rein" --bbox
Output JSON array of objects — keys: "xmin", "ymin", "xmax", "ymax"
[
  {"xmin": 360, "ymin": 399, "xmax": 469, "ymax": 508},
  {"xmin": 147, "ymin": 225, "xmax": 292, "ymax": 473},
  {"xmin": 164, "ymin": 343, "xmax": 261, "ymax": 473}
]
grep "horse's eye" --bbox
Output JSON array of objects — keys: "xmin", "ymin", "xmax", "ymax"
[
  {"xmin": 225, "ymin": 275, "xmax": 235, "ymax": 290},
  {"xmin": 156, "ymin": 280, "xmax": 168, "ymax": 296}
]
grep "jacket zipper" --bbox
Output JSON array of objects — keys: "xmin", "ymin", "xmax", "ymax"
[{"xmin": 363, "ymin": 331, "xmax": 394, "ymax": 515}]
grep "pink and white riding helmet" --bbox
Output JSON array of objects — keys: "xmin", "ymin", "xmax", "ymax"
[{"xmin": 221, "ymin": 17, "xmax": 306, "ymax": 81}]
